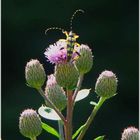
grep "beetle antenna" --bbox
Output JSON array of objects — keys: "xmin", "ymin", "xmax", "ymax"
[
  {"xmin": 45, "ymin": 27, "xmax": 65, "ymax": 35},
  {"xmin": 70, "ymin": 9, "xmax": 84, "ymax": 31}
]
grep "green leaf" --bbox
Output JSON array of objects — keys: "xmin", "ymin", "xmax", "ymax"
[
  {"xmin": 90, "ymin": 101, "xmax": 97, "ymax": 106},
  {"xmin": 75, "ymin": 89, "xmax": 91, "ymax": 102},
  {"xmin": 72, "ymin": 124, "xmax": 85, "ymax": 139},
  {"xmin": 94, "ymin": 135, "xmax": 105, "ymax": 140},
  {"xmin": 38, "ymin": 105, "xmax": 61, "ymax": 121},
  {"xmin": 42, "ymin": 122, "xmax": 60, "ymax": 138}
]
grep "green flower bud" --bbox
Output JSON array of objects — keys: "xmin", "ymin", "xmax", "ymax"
[
  {"xmin": 19, "ymin": 109, "xmax": 42, "ymax": 139},
  {"xmin": 75, "ymin": 44, "xmax": 93, "ymax": 74},
  {"xmin": 121, "ymin": 127, "xmax": 139, "ymax": 140},
  {"xmin": 55, "ymin": 63, "xmax": 79, "ymax": 90},
  {"xmin": 95, "ymin": 70, "xmax": 118, "ymax": 98},
  {"xmin": 45, "ymin": 74, "xmax": 67, "ymax": 111},
  {"xmin": 25, "ymin": 59, "xmax": 46, "ymax": 89}
]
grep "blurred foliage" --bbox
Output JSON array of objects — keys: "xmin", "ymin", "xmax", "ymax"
[{"xmin": 2, "ymin": 0, "xmax": 138, "ymax": 139}]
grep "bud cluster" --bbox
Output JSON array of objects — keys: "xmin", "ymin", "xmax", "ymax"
[
  {"xmin": 20, "ymin": 24, "xmax": 121, "ymax": 140},
  {"xmin": 44, "ymin": 41, "xmax": 93, "ymax": 89}
]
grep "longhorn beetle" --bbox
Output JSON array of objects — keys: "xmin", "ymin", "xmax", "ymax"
[{"xmin": 45, "ymin": 9, "xmax": 84, "ymax": 62}]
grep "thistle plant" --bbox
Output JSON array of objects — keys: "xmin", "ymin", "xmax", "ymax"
[{"xmin": 19, "ymin": 10, "xmax": 139, "ymax": 140}]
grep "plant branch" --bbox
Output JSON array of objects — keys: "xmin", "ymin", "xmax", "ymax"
[
  {"xmin": 37, "ymin": 88, "xmax": 66, "ymax": 123},
  {"xmin": 58, "ymin": 120, "xmax": 65, "ymax": 140},
  {"xmin": 64, "ymin": 90, "xmax": 73, "ymax": 140},
  {"xmin": 77, "ymin": 97, "xmax": 106, "ymax": 140},
  {"xmin": 73, "ymin": 74, "xmax": 84, "ymax": 102}
]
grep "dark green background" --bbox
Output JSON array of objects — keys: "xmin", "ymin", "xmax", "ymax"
[{"xmin": 2, "ymin": 0, "xmax": 138, "ymax": 139}]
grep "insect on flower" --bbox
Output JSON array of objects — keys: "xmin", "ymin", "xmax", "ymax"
[{"xmin": 45, "ymin": 9, "xmax": 84, "ymax": 62}]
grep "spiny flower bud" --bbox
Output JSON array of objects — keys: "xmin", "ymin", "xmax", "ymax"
[
  {"xmin": 95, "ymin": 70, "xmax": 118, "ymax": 98},
  {"xmin": 55, "ymin": 63, "xmax": 79, "ymax": 90},
  {"xmin": 121, "ymin": 127, "xmax": 139, "ymax": 140},
  {"xmin": 45, "ymin": 74, "xmax": 67, "ymax": 111},
  {"xmin": 25, "ymin": 59, "xmax": 46, "ymax": 89},
  {"xmin": 75, "ymin": 44, "xmax": 93, "ymax": 74},
  {"xmin": 19, "ymin": 109, "xmax": 42, "ymax": 139}
]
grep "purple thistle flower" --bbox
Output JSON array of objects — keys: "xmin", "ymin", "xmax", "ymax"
[
  {"xmin": 44, "ymin": 41, "xmax": 67, "ymax": 64},
  {"xmin": 44, "ymin": 40, "xmax": 79, "ymax": 64}
]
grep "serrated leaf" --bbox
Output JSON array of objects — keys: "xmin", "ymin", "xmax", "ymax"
[
  {"xmin": 42, "ymin": 122, "xmax": 60, "ymax": 138},
  {"xmin": 75, "ymin": 89, "xmax": 91, "ymax": 102},
  {"xmin": 94, "ymin": 135, "xmax": 105, "ymax": 140},
  {"xmin": 90, "ymin": 101, "xmax": 97, "ymax": 106},
  {"xmin": 72, "ymin": 124, "xmax": 85, "ymax": 139},
  {"xmin": 38, "ymin": 105, "xmax": 61, "ymax": 121}
]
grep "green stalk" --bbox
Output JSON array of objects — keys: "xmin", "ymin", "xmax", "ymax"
[
  {"xmin": 31, "ymin": 137, "xmax": 37, "ymax": 140},
  {"xmin": 58, "ymin": 120, "xmax": 65, "ymax": 140},
  {"xmin": 77, "ymin": 97, "xmax": 107, "ymax": 140},
  {"xmin": 73, "ymin": 74, "xmax": 84, "ymax": 102}
]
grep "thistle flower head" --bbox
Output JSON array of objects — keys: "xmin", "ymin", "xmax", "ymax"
[
  {"xmin": 25, "ymin": 59, "xmax": 46, "ymax": 89},
  {"xmin": 45, "ymin": 74, "xmax": 67, "ymax": 111},
  {"xmin": 19, "ymin": 109, "xmax": 42, "ymax": 139},
  {"xmin": 44, "ymin": 40, "xmax": 79, "ymax": 64},
  {"xmin": 55, "ymin": 63, "xmax": 79, "ymax": 90},
  {"xmin": 44, "ymin": 41, "xmax": 67, "ymax": 64},
  {"xmin": 121, "ymin": 126, "xmax": 139, "ymax": 140},
  {"xmin": 75, "ymin": 44, "xmax": 93, "ymax": 74},
  {"xmin": 95, "ymin": 70, "xmax": 118, "ymax": 98}
]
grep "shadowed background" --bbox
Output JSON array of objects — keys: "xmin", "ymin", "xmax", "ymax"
[{"xmin": 2, "ymin": 0, "xmax": 138, "ymax": 139}]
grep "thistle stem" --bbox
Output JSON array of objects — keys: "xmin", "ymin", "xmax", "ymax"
[
  {"xmin": 37, "ymin": 88, "xmax": 66, "ymax": 123},
  {"xmin": 64, "ymin": 75, "xmax": 84, "ymax": 140},
  {"xmin": 58, "ymin": 120, "xmax": 65, "ymax": 140},
  {"xmin": 64, "ymin": 90, "xmax": 73, "ymax": 140},
  {"xmin": 77, "ymin": 97, "xmax": 106, "ymax": 140},
  {"xmin": 31, "ymin": 137, "xmax": 37, "ymax": 140},
  {"xmin": 73, "ymin": 74, "xmax": 84, "ymax": 102}
]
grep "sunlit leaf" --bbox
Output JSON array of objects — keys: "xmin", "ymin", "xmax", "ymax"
[
  {"xmin": 38, "ymin": 105, "xmax": 61, "ymax": 121},
  {"xmin": 72, "ymin": 124, "xmax": 85, "ymax": 139},
  {"xmin": 94, "ymin": 135, "xmax": 105, "ymax": 140},
  {"xmin": 42, "ymin": 122, "xmax": 60, "ymax": 138},
  {"xmin": 75, "ymin": 89, "xmax": 91, "ymax": 102}
]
